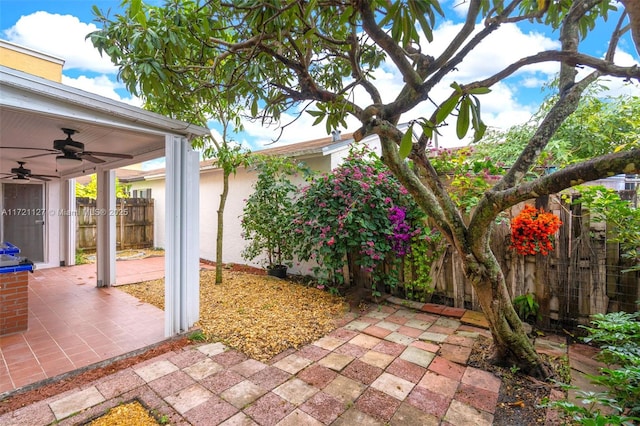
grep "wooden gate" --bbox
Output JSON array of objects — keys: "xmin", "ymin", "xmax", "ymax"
[{"xmin": 76, "ymin": 197, "xmax": 154, "ymax": 251}]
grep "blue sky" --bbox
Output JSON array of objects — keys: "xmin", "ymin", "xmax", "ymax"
[{"xmin": 2, "ymin": 0, "xmax": 638, "ymax": 153}]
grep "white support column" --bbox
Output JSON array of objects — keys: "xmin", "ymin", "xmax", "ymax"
[
  {"xmin": 165, "ymin": 135, "xmax": 200, "ymax": 336},
  {"xmin": 59, "ymin": 178, "xmax": 76, "ymax": 266},
  {"xmin": 96, "ymin": 169, "xmax": 116, "ymax": 287}
]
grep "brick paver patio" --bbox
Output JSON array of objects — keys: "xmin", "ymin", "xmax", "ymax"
[
  {"xmin": 0, "ymin": 255, "xmax": 606, "ymax": 425},
  {"xmin": 0, "ymin": 294, "xmax": 585, "ymax": 426}
]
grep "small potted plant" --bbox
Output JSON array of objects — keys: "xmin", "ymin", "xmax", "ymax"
[{"xmin": 241, "ymin": 155, "xmax": 300, "ymax": 278}]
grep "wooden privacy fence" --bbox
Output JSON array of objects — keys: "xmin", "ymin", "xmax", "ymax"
[
  {"xmin": 76, "ymin": 197, "xmax": 154, "ymax": 251},
  {"xmin": 345, "ymin": 191, "xmax": 640, "ymax": 329}
]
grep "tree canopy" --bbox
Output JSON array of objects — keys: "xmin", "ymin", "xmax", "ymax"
[
  {"xmin": 474, "ymin": 88, "xmax": 640, "ymax": 168},
  {"xmin": 90, "ymin": 0, "xmax": 640, "ymax": 377}
]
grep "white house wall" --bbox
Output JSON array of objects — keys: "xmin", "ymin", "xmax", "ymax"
[
  {"xmin": 199, "ymin": 167, "xmax": 255, "ymax": 266},
  {"xmin": 142, "ymin": 179, "xmax": 167, "ymax": 249},
  {"xmin": 128, "ymin": 154, "xmax": 333, "ymax": 275}
]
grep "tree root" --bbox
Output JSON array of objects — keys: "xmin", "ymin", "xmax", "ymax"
[{"xmin": 488, "ymin": 345, "xmax": 554, "ymax": 380}]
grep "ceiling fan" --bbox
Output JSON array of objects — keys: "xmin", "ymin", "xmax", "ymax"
[
  {"xmin": 23, "ymin": 128, "xmax": 134, "ymax": 165},
  {"xmin": 0, "ymin": 161, "xmax": 58, "ymax": 182}
]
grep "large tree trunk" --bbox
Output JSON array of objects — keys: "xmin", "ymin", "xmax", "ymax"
[
  {"xmin": 215, "ymin": 170, "xmax": 230, "ymax": 284},
  {"xmin": 621, "ymin": 0, "xmax": 640, "ymax": 55},
  {"xmin": 375, "ymin": 131, "xmax": 551, "ymax": 378},
  {"xmin": 464, "ymin": 250, "xmax": 552, "ymax": 378}
]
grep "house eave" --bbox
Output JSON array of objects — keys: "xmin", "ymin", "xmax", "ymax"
[{"xmin": 0, "ymin": 66, "xmax": 210, "ymax": 138}]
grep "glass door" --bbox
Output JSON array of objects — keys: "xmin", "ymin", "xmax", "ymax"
[{"xmin": 2, "ymin": 183, "xmax": 45, "ymax": 262}]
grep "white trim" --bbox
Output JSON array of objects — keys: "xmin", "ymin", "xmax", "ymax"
[
  {"xmin": 0, "ymin": 40, "xmax": 65, "ymax": 65},
  {"xmin": 164, "ymin": 135, "xmax": 200, "ymax": 336},
  {"xmin": 59, "ymin": 179, "xmax": 76, "ymax": 266},
  {"xmin": 0, "ymin": 66, "xmax": 209, "ymax": 136},
  {"xmin": 96, "ymin": 170, "xmax": 116, "ymax": 287},
  {"xmin": 185, "ymin": 144, "xmax": 200, "ymax": 326}
]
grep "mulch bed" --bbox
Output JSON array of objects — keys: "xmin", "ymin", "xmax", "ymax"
[{"xmin": 468, "ymin": 335, "xmax": 569, "ymax": 425}]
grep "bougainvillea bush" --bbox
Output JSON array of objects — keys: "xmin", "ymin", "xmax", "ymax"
[
  {"xmin": 510, "ymin": 205, "xmax": 562, "ymax": 256},
  {"xmin": 290, "ymin": 146, "xmax": 440, "ymax": 297}
]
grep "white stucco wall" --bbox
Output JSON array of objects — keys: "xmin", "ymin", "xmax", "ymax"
[
  {"xmin": 125, "ymin": 179, "xmax": 167, "ymax": 250},
  {"xmin": 128, "ymin": 153, "xmax": 333, "ymax": 275},
  {"xmin": 198, "ymin": 167, "xmax": 255, "ymax": 266}
]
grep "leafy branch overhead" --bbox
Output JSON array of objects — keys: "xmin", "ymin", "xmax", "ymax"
[{"xmin": 91, "ymin": 0, "xmax": 640, "ymax": 378}]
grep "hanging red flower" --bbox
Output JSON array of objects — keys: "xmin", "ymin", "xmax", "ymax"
[{"xmin": 510, "ymin": 205, "xmax": 562, "ymax": 256}]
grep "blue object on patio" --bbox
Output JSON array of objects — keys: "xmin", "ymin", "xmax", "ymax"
[{"xmin": 0, "ymin": 241, "xmax": 34, "ymax": 273}]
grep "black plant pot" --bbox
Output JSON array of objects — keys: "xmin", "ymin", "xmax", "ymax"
[{"xmin": 267, "ymin": 264, "xmax": 288, "ymax": 278}]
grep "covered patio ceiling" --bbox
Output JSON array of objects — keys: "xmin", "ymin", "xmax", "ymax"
[
  {"xmin": 0, "ymin": 65, "xmax": 208, "ymax": 337},
  {"xmin": 0, "ymin": 65, "xmax": 208, "ymax": 179}
]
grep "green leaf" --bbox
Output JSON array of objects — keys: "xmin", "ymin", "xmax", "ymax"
[
  {"xmin": 303, "ymin": 0, "xmax": 317, "ymax": 20},
  {"xmin": 410, "ymin": 0, "xmax": 434, "ymax": 42},
  {"xmin": 435, "ymin": 96, "xmax": 459, "ymax": 124},
  {"xmin": 430, "ymin": 0, "xmax": 445, "ymax": 17},
  {"xmin": 473, "ymin": 122, "xmax": 487, "ymax": 142},
  {"xmin": 421, "ymin": 121, "xmax": 434, "ymax": 140},
  {"xmin": 251, "ymin": 98, "xmax": 258, "ymax": 116},
  {"xmin": 129, "ymin": 0, "xmax": 141, "ymax": 19},
  {"xmin": 456, "ymin": 96, "xmax": 470, "ymax": 139},
  {"xmin": 469, "ymin": 95, "xmax": 487, "ymax": 141},
  {"xmin": 399, "ymin": 124, "xmax": 414, "ymax": 159},
  {"xmin": 467, "ymin": 87, "xmax": 491, "ymax": 95},
  {"xmin": 450, "ymin": 82, "xmax": 463, "ymax": 94}
]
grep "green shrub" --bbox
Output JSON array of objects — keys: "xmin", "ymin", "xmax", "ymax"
[
  {"xmin": 75, "ymin": 248, "xmax": 87, "ymax": 265},
  {"xmin": 241, "ymin": 156, "xmax": 305, "ymax": 269},
  {"xmin": 542, "ymin": 309, "xmax": 640, "ymax": 424},
  {"xmin": 512, "ymin": 292, "xmax": 541, "ymax": 324}
]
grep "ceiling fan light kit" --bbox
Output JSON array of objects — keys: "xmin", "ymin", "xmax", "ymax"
[
  {"xmin": 11, "ymin": 175, "xmax": 31, "ymax": 184},
  {"xmin": 56, "ymin": 156, "xmax": 83, "ymax": 167}
]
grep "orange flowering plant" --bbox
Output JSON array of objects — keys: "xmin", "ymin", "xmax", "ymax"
[{"xmin": 510, "ymin": 205, "xmax": 562, "ymax": 256}]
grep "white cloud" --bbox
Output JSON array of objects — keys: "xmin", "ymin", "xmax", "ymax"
[
  {"xmin": 240, "ymin": 106, "xmax": 361, "ymax": 150},
  {"xmin": 4, "ymin": 11, "xmax": 144, "ymax": 105},
  {"xmin": 427, "ymin": 21, "xmax": 560, "ymax": 81},
  {"xmin": 574, "ymin": 47, "xmax": 640, "ymax": 98},
  {"xmin": 521, "ymin": 77, "xmax": 550, "ymax": 89},
  {"xmin": 443, "ymin": 0, "xmax": 470, "ymax": 19},
  {"xmin": 62, "ymin": 75, "xmax": 142, "ymax": 106},
  {"xmin": 3, "ymin": 11, "xmax": 116, "ymax": 73}
]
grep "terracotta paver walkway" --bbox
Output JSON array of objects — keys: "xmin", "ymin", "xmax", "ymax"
[{"xmin": 0, "ymin": 295, "xmax": 589, "ymax": 426}]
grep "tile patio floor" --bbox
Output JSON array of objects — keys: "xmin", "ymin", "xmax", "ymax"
[
  {"xmin": 0, "ymin": 257, "xmax": 168, "ymax": 393},
  {"xmin": 1, "ymin": 289, "xmax": 591, "ymax": 426}
]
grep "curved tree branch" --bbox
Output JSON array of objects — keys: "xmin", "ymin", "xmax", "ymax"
[
  {"xmin": 357, "ymin": 0, "xmax": 422, "ymax": 90},
  {"xmin": 347, "ymin": 30, "xmax": 382, "ymax": 105},
  {"xmin": 495, "ymin": 148, "xmax": 640, "ymax": 210},
  {"xmin": 430, "ymin": 0, "xmax": 482, "ymax": 72},
  {"xmin": 618, "ymin": 1, "xmax": 640, "ymax": 55}
]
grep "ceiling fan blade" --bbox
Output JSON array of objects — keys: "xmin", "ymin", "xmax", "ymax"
[
  {"xmin": 0, "ymin": 147, "xmax": 58, "ymax": 152},
  {"xmin": 31, "ymin": 174, "xmax": 58, "ymax": 179},
  {"xmin": 23, "ymin": 152, "xmax": 58, "ymax": 159},
  {"xmin": 29, "ymin": 175, "xmax": 52, "ymax": 182},
  {"xmin": 83, "ymin": 151, "xmax": 134, "ymax": 159},
  {"xmin": 78, "ymin": 153, "xmax": 106, "ymax": 163}
]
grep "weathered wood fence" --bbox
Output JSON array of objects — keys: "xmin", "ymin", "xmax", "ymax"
[
  {"xmin": 76, "ymin": 197, "xmax": 154, "ymax": 251},
  {"xmin": 346, "ymin": 191, "xmax": 640, "ymax": 329}
]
